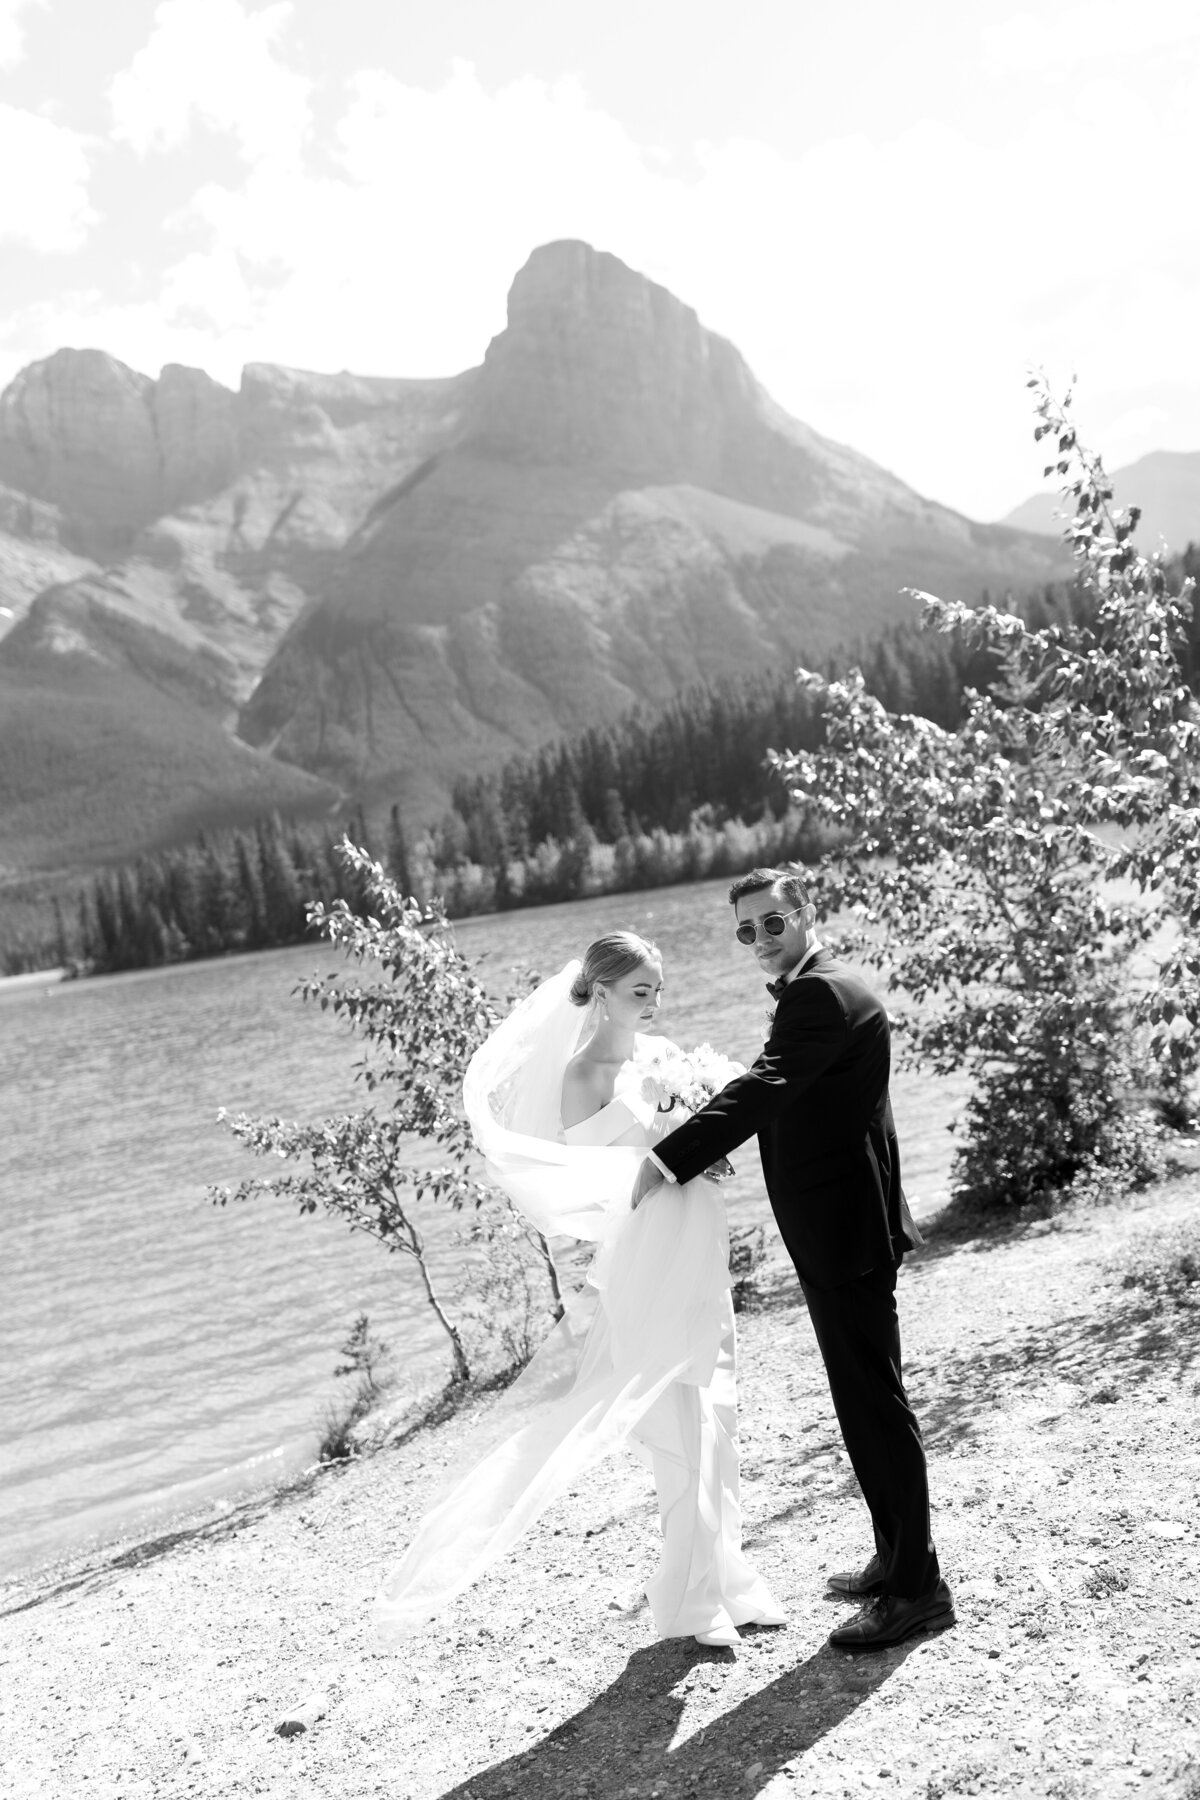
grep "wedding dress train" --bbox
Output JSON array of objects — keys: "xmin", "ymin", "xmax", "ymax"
[{"xmin": 374, "ymin": 966, "xmax": 783, "ymax": 1644}]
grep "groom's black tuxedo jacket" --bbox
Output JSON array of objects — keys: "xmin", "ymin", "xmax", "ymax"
[{"xmin": 653, "ymin": 949, "xmax": 920, "ymax": 1289}]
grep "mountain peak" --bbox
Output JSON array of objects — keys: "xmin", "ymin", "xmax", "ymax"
[
  {"xmin": 1004, "ymin": 447, "xmax": 1200, "ymax": 551},
  {"xmin": 466, "ymin": 239, "xmax": 758, "ymax": 483},
  {"xmin": 0, "ymin": 351, "xmax": 236, "ymax": 556},
  {"xmin": 14, "ymin": 345, "xmax": 153, "ymax": 392},
  {"xmin": 505, "ymin": 239, "xmax": 702, "ymax": 334}
]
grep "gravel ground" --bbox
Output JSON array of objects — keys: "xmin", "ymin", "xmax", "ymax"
[{"xmin": 2, "ymin": 1177, "xmax": 1198, "ymax": 1800}]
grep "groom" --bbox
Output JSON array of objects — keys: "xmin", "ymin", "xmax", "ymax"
[{"xmin": 632, "ymin": 866, "xmax": 953, "ymax": 1650}]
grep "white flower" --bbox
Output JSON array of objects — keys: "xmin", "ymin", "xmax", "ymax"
[{"xmin": 638, "ymin": 1040, "xmax": 745, "ymax": 1112}]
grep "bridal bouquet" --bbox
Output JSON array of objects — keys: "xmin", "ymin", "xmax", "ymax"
[
  {"xmin": 639, "ymin": 1041, "xmax": 745, "ymax": 1114},
  {"xmin": 639, "ymin": 1041, "xmax": 744, "ymax": 1182}
]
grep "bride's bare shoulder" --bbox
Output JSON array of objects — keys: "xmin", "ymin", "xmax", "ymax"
[{"xmin": 561, "ymin": 1053, "xmax": 612, "ymax": 1129}]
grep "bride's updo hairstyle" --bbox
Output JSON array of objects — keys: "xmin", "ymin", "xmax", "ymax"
[{"xmin": 568, "ymin": 932, "xmax": 661, "ymax": 1007}]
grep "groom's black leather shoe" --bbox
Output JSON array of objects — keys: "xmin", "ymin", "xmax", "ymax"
[
  {"xmin": 826, "ymin": 1553, "xmax": 884, "ymax": 1598},
  {"xmin": 827, "ymin": 1580, "xmax": 955, "ymax": 1652}
]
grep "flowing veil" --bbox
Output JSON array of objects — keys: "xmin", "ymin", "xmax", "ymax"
[
  {"xmin": 460, "ymin": 959, "xmax": 647, "ymax": 1243},
  {"xmin": 374, "ymin": 961, "xmax": 731, "ymax": 1641}
]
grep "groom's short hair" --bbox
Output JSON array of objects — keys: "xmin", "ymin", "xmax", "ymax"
[{"xmin": 728, "ymin": 865, "xmax": 811, "ymax": 911}]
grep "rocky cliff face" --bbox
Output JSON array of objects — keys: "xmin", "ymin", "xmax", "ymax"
[
  {"xmin": 463, "ymin": 242, "xmax": 952, "ymax": 535},
  {"xmin": 240, "ymin": 242, "xmax": 1063, "ymax": 805},
  {"xmin": 466, "ymin": 241, "xmax": 757, "ymax": 481},
  {"xmin": 0, "ymin": 351, "xmax": 237, "ymax": 556},
  {"xmin": 0, "ymin": 240, "xmax": 1067, "ymax": 873},
  {"xmin": 0, "ymin": 481, "xmax": 96, "ymax": 639},
  {"xmin": 155, "ymin": 363, "xmax": 239, "ymax": 511}
]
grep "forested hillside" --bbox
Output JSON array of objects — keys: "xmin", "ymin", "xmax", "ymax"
[{"xmin": 8, "ymin": 550, "xmax": 1198, "ymax": 979}]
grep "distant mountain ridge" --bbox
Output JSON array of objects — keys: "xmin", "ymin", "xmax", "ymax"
[
  {"xmin": 0, "ymin": 239, "xmax": 1066, "ymax": 883},
  {"xmin": 238, "ymin": 242, "xmax": 1065, "ymax": 811},
  {"xmin": 1004, "ymin": 449, "xmax": 1200, "ymax": 552}
]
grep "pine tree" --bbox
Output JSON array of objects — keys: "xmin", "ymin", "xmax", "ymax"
[
  {"xmin": 114, "ymin": 867, "xmax": 143, "ymax": 970},
  {"xmin": 600, "ymin": 786, "xmax": 627, "ymax": 841},
  {"xmin": 77, "ymin": 890, "xmax": 98, "ymax": 967},
  {"xmin": 200, "ymin": 840, "xmax": 243, "ymax": 952},
  {"xmin": 235, "ymin": 834, "xmax": 268, "ymax": 947},
  {"xmin": 164, "ymin": 850, "xmax": 204, "ymax": 955},
  {"xmin": 256, "ymin": 818, "xmax": 303, "ymax": 944},
  {"xmin": 51, "ymin": 896, "xmax": 71, "ymax": 968},
  {"xmin": 386, "ymin": 804, "xmax": 417, "ymax": 902}
]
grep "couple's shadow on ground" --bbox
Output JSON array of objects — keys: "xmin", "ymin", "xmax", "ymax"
[{"xmin": 434, "ymin": 1624, "xmax": 918, "ymax": 1800}]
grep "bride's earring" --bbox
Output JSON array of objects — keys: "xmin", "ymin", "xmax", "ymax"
[{"xmin": 596, "ymin": 988, "xmax": 610, "ymax": 1023}]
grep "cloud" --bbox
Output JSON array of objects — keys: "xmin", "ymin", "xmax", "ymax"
[
  {"xmin": 0, "ymin": 105, "xmax": 94, "ymax": 251},
  {"xmin": 985, "ymin": 1, "xmax": 1200, "ymax": 75},
  {"xmin": 7, "ymin": 39, "xmax": 1200, "ymax": 516},
  {"xmin": 0, "ymin": 0, "xmax": 36, "ymax": 69},
  {"xmin": 109, "ymin": 0, "xmax": 309, "ymax": 163},
  {"xmin": 142, "ymin": 62, "xmax": 690, "ymax": 377},
  {"xmin": 681, "ymin": 64, "xmax": 1200, "ymax": 504}
]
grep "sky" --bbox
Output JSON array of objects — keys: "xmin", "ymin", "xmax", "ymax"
[{"xmin": 1, "ymin": 0, "xmax": 1197, "ymax": 521}]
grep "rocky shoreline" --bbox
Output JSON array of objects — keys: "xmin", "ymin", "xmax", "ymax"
[{"xmin": 2, "ymin": 1179, "xmax": 1198, "ymax": 1800}]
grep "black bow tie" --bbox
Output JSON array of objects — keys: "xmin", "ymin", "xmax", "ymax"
[{"xmin": 766, "ymin": 977, "xmax": 790, "ymax": 1001}]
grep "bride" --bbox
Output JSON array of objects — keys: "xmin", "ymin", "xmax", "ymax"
[{"xmin": 375, "ymin": 931, "xmax": 784, "ymax": 1649}]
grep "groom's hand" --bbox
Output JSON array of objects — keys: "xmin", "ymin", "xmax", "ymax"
[{"xmin": 631, "ymin": 1157, "xmax": 664, "ymax": 1211}]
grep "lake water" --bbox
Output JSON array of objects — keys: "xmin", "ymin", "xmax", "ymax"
[{"xmin": 0, "ymin": 878, "xmax": 967, "ymax": 1581}]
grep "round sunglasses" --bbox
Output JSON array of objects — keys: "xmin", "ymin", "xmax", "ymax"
[{"xmin": 734, "ymin": 905, "xmax": 806, "ymax": 945}]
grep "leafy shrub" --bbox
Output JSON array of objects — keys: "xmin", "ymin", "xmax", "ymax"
[
  {"xmin": 1054, "ymin": 1113, "xmax": 1175, "ymax": 1211},
  {"xmin": 453, "ymin": 1197, "xmax": 566, "ymax": 1378},
  {"xmin": 318, "ymin": 1313, "xmax": 393, "ymax": 1462},
  {"xmin": 317, "ymin": 1392, "xmax": 370, "ymax": 1465},
  {"xmin": 775, "ymin": 380, "xmax": 1199, "ymax": 1212},
  {"xmin": 947, "ymin": 1007, "xmax": 1168, "ymax": 1214},
  {"xmin": 1113, "ymin": 1220, "xmax": 1200, "ymax": 1311},
  {"xmin": 210, "ymin": 841, "xmax": 561, "ymax": 1385}
]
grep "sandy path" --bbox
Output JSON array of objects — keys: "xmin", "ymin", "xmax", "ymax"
[{"xmin": 2, "ymin": 1180, "xmax": 1198, "ymax": 1800}]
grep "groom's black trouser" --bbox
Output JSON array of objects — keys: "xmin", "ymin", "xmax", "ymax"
[{"xmin": 799, "ymin": 1261, "xmax": 940, "ymax": 1601}]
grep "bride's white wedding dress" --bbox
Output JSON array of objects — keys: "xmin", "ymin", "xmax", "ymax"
[{"xmin": 374, "ymin": 963, "xmax": 783, "ymax": 1646}]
